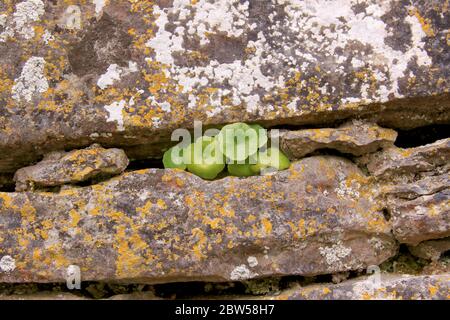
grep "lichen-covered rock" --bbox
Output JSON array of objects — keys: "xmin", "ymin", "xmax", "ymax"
[
  {"xmin": 382, "ymin": 173, "xmax": 449, "ymax": 200},
  {"xmin": 280, "ymin": 121, "xmax": 397, "ymax": 159},
  {"xmin": 0, "ymin": 0, "xmax": 449, "ymax": 173},
  {"xmin": 0, "ymin": 156, "xmax": 396, "ymax": 283},
  {"xmin": 13, "ymin": 144, "xmax": 129, "ymax": 191},
  {"xmin": 408, "ymin": 238, "xmax": 450, "ymax": 261},
  {"xmin": 365, "ymin": 139, "xmax": 450, "ymax": 178},
  {"xmin": 267, "ymin": 274, "xmax": 450, "ymax": 300},
  {"xmin": 363, "ymin": 138, "xmax": 450, "ymax": 245},
  {"xmin": 389, "ymin": 189, "xmax": 450, "ymax": 245}
]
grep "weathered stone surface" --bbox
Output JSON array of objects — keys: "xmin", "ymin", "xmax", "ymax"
[
  {"xmin": 365, "ymin": 138, "xmax": 450, "ymax": 178},
  {"xmin": 0, "ymin": 156, "xmax": 396, "ymax": 283},
  {"xmin": 422, "ymin": 259, "xmax": 450, "ymax": 275},
  {"xmin": 13, "ymin": 144, "xmax": 129, "ymax": 191},
  {"xmin": 382, "ymin": 173, "xmax": 449, "ymax": 200},
  {"xmin": 107, "ymin": 291, "xmax": 159, "ymax": 300},
  {"xmin": 364, "ymin": 139, "xmax": 450, "ymax": 245},
  {"xmin": 408, "ymin": 238, "xmax": 450, "ymax": 261},
  {"xmin": 280, "ymin": 121, "xmax": 397, "ymax": 159},
  {"xmin": 0, "ymin": 0, "xmax": 449, "ymax": 173},
  {"xmin": 388, "ymin": 189, "xmax": 449, "ymax": 245},
  {"xmin": 267, "ymin": 274, "xmax": 450, "ymax": 300},
  {"xmin": 0, "ymin": 292, "xmax": 86, "ymax": 300}
]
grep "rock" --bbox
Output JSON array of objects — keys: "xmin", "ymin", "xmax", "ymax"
[
  {"xmin": 365, "ymin": 139, "xmax": 450, "ymax": 178},
  {"xmin": 0, "ymin": 292, "xmax": 86, "ymax": 300},
  {"xmin": 389, "ymin": 189, "xmax": 450, "ymax": 245},
  {"xmin": 364, "ymin": 139, "xmax": 450, "ymax": 245},
  {"xmin": 422, "ymin": 259, "xmax": 450, "ymax": 275},
  {"xmin": 382, "ymin": 173, "xmax": 449, "ymax": 200},
  {"xmin": 267, "ymin": 274, "xmax": 450, "ymax": 300},
  {"xmin": 107, "ymin": 291, "xmax": 159, "ymax": 300},
  {"xmin": 408, "ymin": 238, "xmax": 450, "ymax": 261},
  {"xmin": 280, "ymin": 121, "xmax": 397, "ymax": 159},
  {"xmin": 0, "ymin": 0, "xmax": 449, "ymax": 173},
  {"xmin": 13, "ymin": 144, "xmax": 129, "ymax": 191},
  {"xmin": 0, "ymin": 156, "xmax": 396, "ymax": 283}
]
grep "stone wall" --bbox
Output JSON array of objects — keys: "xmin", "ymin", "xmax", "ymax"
[{"xmin": 0, "ymin": 0, "xmax": 448, "ymax": 300}]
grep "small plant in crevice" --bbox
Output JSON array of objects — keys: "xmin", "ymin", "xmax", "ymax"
[{"xmin": 162, "ymin": 122, "xmax": 291, "ymax": 180}]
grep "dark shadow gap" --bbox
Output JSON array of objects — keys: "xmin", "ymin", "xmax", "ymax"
[
  {"xmin": 382, "ymin": 208, "xmax": 391, "ymax": 221},
  {"xmin": 0, "ymin": 272, "xmax": 357, "ymax": 300},
  {"xmin": 0, "ymin": 173, "xmax": 15, "ymax": 192},
  {"xmin": 126, "ymin": 158, "xmax": 165, "ymax": 171},
  {"xmin": 394, "ymin": 124, "xmax": 450, "ymax": 148}
]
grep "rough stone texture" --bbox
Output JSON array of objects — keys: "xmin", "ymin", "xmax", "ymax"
[
  {"xmin": 388, "ymin": 189, "xmax": 450, "ymax": 245},
  {"xmin": 0, "ymin": 0, "xmax": 449, "ymax": 174},
  {"xmin": 280, "ymin": 121, "xmax": 397, "ymax": 159},
  {"xmin": 13, "ymin": 144, "xmax": 129, "ymax": 191},
  {"xmin": 408, "ymin": 238, "xmax": 450, "ymax": 261},
  {"xmin": 0, "ymin": 292, "xmax": 86, "ymax": 300},
  {"xmin": 365, "ymin": 138, "xmax": 450, "ymax": 178},
  {"xmin": 267, "ymin": 274, "xmax": 450, "ymax": 300},
  {"xmin": 362, "ymin": 139, "xmax": 450, "ymax": 245},
  {"xmin": 382, "ymin": 173, "xmax": 449, "ymax": 200},
  {"xmin": 107, "ymin": 291, "xmax": 159, "ymax": 300},
  {"xmin": 0, "ymin": 156, "xmax": 397, "ymax": 283},
  {"xmin": 0, "ymin": 0, "xmax": 449, "ymax": 300}
]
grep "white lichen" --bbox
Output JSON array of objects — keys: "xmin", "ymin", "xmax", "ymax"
[
  {"xmin": 282, "ymin": 0, "xmax": 431, "ymax": 102},
  {"xmin": 93, "ymin": 0, "xmax": 107, "ymax": 16},
  {"xmin": 0, "ymin": 0, "xmax": 45, "ymax": 41},
  {"xmin": 230, "ymin": 264, "xmax": 257, "ymax": 281},
  {"xmin": 0, "ymin": 14, "xmax": 7, "ymax": 28},
  {"xmin": 42, "ymin": 29, "xmax": 55, "ymax": 44},
  {"xmin": 319, "ymin": 242, "xmax": 352, "ymax": 269},
  {"xmin": 60, "ymin": 5, "xmax": 82, "ymax": 30},
  {"xmin": 12, "ymin": 56, "xmax": 49, "ymax": 102},
  {"xmin": 0, "ymin": 255, "xmax": 16, "ymax": 273},
  {"xmin": 247, "ymin": 256, "xmax": 258, "ymax": 268},
  {"xmin": 148, "ymin": 96, "xmax": 172, "ymax": 113},
  {"xmin": 97, "ymin": 61, "xmax": 138, "ymax": 89},
  {"xmin": 335, "ymin": 178, "xmax": 360, "ymax": 199},
  {"xmin": 182, "ymin": 0, "xmax": 249, "ymax": 45},
  {"xmin": 13, "ymin": 0, "xmax": 45, "ymax": 39},
  {"xmin": 145, "ymin": 1, "xmax": 281, "ymax": 116},
  {"xmin": 104, "ymin": 99, "xmax": 126, "ymax": 131}
]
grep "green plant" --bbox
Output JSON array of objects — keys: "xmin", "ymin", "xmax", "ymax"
[
  {"xmin": 184, "ymin": 137, "xmax": 225, "ymax": 180},
  {"xmin": 162, "ymin": 123, "xmax": 291, "ymax": 179},
  {"xmin": 250, "ymin": 147, "xmax": 291, "ymax": 174},
  {"xmin": 162, "ymin": 145, "xmax": 186, "ymax": 170}
]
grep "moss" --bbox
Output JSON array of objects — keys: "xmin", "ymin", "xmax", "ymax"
[{"xmin": 243, "ymin": 278, "xmax": 280, "ymax": 295}]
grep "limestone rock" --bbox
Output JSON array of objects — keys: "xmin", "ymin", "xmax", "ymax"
[
  {"xmin": 0, "ymin": 0, "xmax": 449, "ymax": 173},
  {"xmin": 280, "ymin": 121, "xmax": 397, "ymax": 159},
  {"xmin": 365, "ymin": 139, "xmax": 450, "ymax": 178},
  {"xmin": 0, "ymin": 292, "xmax": 86, "ymax": 300},
  {"xmin": 365, "ymin": 139, "xmax": 450, "ymax": 245},
  {"xmin": 382, "ymin": 173, "xmax": 449, "ymax": 200},
  {"xmin": 107, "ymin": 292, "xmax": 159, "ymax": 300},
  {"xmin": 267, "ymin": 274, "xmax": 450, "ymax": 300},
  {"xmin": 0, "ymin": 156, "xmax": 396, "ymax": 283},
  {"xmin": 389, "ymin": 189, "xmax": 450, "ymax": 245},
  {"xmin": 408, "ymin": 238, "xmax": 450, "ymax": 261},
  {"xmin": 13, "ymin": 144, "xmax": 129, "ymax": 191}
]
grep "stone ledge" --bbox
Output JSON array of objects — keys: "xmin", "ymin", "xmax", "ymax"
[{"xmin": 0, "ymin": 156, "xmax": 396, "ymax": 283}]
